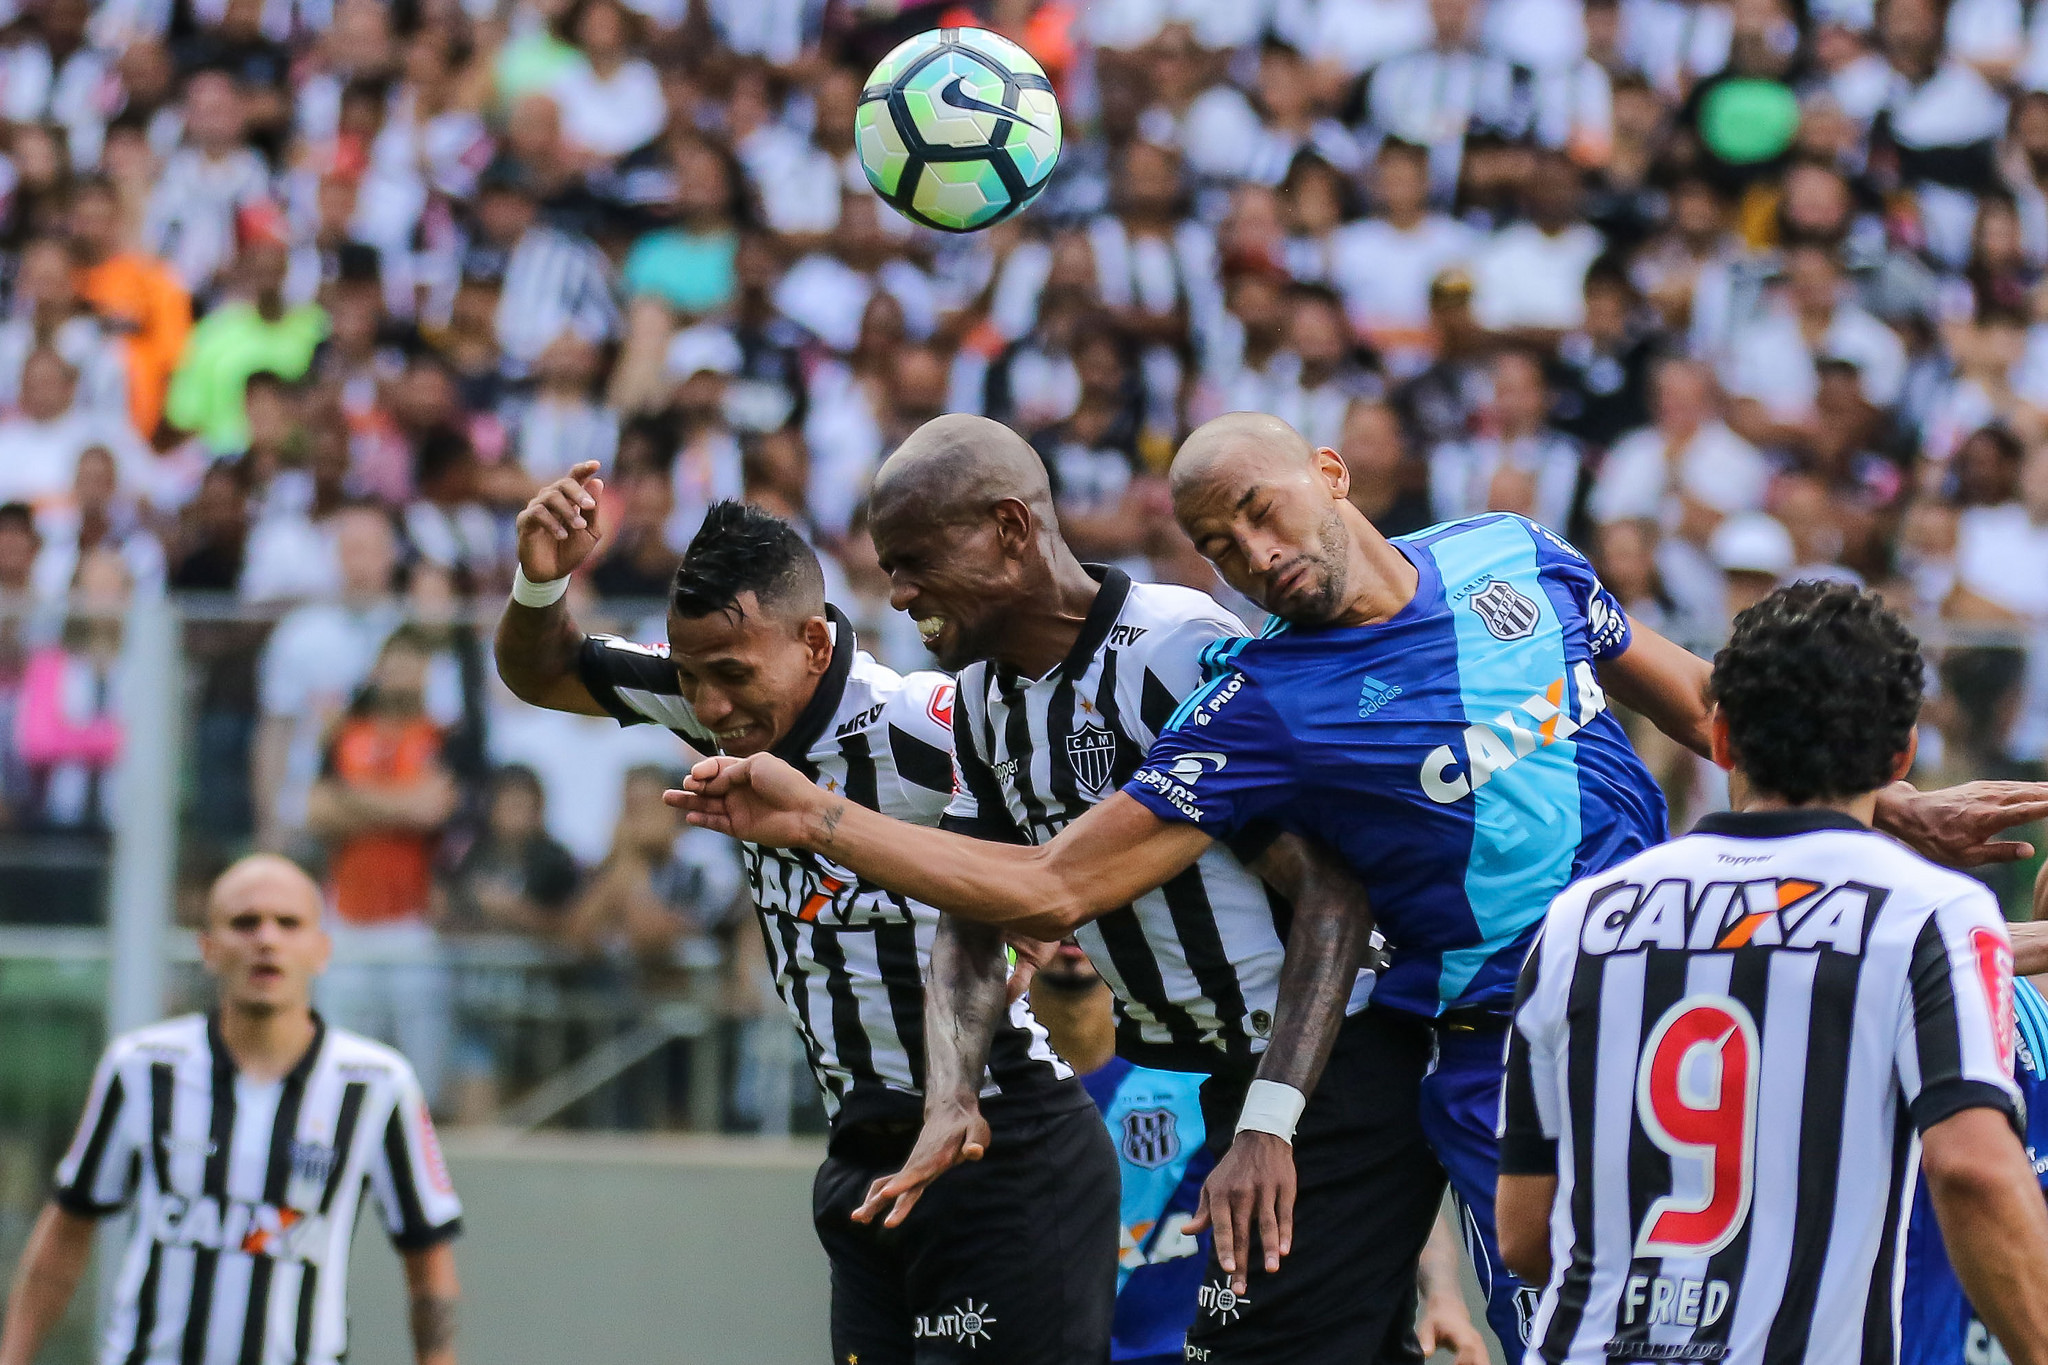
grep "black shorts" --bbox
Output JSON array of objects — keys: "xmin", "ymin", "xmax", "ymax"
[
  {"xmin": 1182, "ymin": 1007, "xmax": 1446, "ymax": 1365},
  {"xmin": 813, "ymin": 1079, "xmax": 1120, "ymax": 1364}
]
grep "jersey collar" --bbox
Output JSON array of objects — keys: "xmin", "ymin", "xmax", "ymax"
[
  {"xmin": 771, "ymin": 603, "xmax": 856, "ymax": 764},
  {"xmin": 1693, "ymin": 808, "xmax": 1870, "ymax": 838},
  {"xmin": 203, "ymin": 1009, "xmax": 329, "ymax": 1086},
  {"xmin": 1063, "ymin": 565, "xmax": 1133, "ymax": 677}
]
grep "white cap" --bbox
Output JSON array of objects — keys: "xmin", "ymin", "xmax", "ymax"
[
  {"xmin": 665, "ymin": 324, "xmax": 742, "ymax": 380},
  {"xmin": 1709, "ymin": 512, "xmax": 1797, "ymax": 577}
]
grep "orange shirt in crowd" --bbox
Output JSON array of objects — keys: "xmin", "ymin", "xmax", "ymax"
[
  {"xmin": 77, "ymin": 253, "xmax": 193, "ymax": 440},
  {"xmin": 324, "ymin": 715, "xmax": 443, "ymax": 927}
]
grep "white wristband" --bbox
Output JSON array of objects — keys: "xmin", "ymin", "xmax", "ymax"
[
  {"xmin": 1235, "ymin": 1079, "xmax": 1306, "ymax": 1144},
  {"xmin": 511, "ymin": 566, "xmax": 570, "ymax": 608}
]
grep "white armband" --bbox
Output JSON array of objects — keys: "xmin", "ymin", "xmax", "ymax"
[
  {"xmin": 1234, "ymin": 1079, "xmax": 1306, "ymax": 1143},
  {"xmin": 511, "ymin": 566, "xmax": 570, "ymax": 608}
]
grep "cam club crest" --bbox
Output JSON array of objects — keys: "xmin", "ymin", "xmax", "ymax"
[
  {"xmin": 1469, "ymin": 579, "xmax": 1540, "ymax": 641},
  {"xmin": 1066, "ymin": 722, "xmax": 1116, "ymax": 794},
  {"xmin": 1120, "ymin": 1107, "xmax": 1180, "ymax": 1169}
]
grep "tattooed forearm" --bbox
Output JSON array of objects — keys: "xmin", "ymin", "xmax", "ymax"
[
  {"xmin": 924, "ymin": 915, "xmax": 1009, "ymax": 1109},
  {"xmin": 1249, "ymin": 834, "xmax": 1375, "ymax": 1095},
  {"xmin": 815, "ymin": 799, "xmax": 847, "ymax": 850},
  {"xmin": 409, "ymin": 1294, "xmax": 457, "ymax": 1356}
]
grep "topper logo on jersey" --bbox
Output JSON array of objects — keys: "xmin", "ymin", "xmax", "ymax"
[
  {"xmin": 1419, "ymin": 662, "xmax": 1608, "ymax": 804},
  {"xmin": 1067, "ymin": 723, "xmax": 1117, "ymax": 794},
  {"xmin": 151, "ymin": 1195, "xmax": 326, "ymax": 1263},
  {"xmin": 1578, "ymin": 875, "xmax": 1880, "ymax": 956},
  {"xmin": 1120, "ymin": 1107, "xmax": 1180, "ymax": 1169},
  {"xmin": 1467, "ymin": 578, "xmax": 1541, "ymax": 641}
]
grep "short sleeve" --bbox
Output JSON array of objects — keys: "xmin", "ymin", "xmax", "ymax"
[
  {"xmin": 1122, "ymin": 667, "xmax": 1292, "ymax": 841},
  {"xmin": 52, "ymin": 1046, "xmax": 141, "ymax": 1216},
  {"xmin": 1897, "ymin": 894, "xmax": 2026, "ymax": 1137},
  {"xmin": 1526, "ymin": 517, "xmax": 1633, "ymax": 660},
  {"xmin": 883, "ymin": 672, "xmax": 958, "ymax": 826},
  {"xmin": 367, "ymin": 1069, "xmax": 464, "ymax": 1249},
  {"xmin": 577, "ymin": 634, "xmax": 711, "ymax": 741},
  {"xmin": 1121, "ymin": 608, "xmax": 1248, "ymax": 747},
  {"xmin": 1500, "ymin": 926, "xmax": 1567, "ymax": 1176}
]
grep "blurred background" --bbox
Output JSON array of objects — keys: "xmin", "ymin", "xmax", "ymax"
[{"xmin": 0, "ymin": 0, "xmax": 2045, "ymax": 1357}]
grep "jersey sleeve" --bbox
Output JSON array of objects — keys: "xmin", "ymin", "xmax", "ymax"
[
  {"xmin": 1897, "ymin": 890, "xmax": 2026, "ymax": 1137},
  {"xmin": 883, "ymin": 672, "xmax": 958, "ymax": 827},
  {"xmin": 576, "ymin": 634, "xmax": 713, "ymax": 742},
  {"xmin": 1122, "ymin": 609, "xmax": 1250, "ymax": 747},
  {"xmin": 51, "ymin": 1044, "xmax": 141, "ymax": 1216},
  {"xmin": 1523, "ymin": 517, "xmax": 1633, "ymax": 660},
  {"xmin": 367, "ymin": 1067, "xmax": 464, "ymax": 1249},
  {"xmin": 1500, "ymin": 919, "xmax": 1571, "ymax": 1176},
  {"xmin": 1121, "ymin": 665, "xmax": 1293, "ymax": 841}
]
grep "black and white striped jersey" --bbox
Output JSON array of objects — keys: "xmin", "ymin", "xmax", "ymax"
[
  {"xmin": 945, "ymin": 567, "xmax": 1373, "ymax": 1075},
  {"xmin": 576, "ymin": 606, "xmax": 1070, "ymax": 1129},
  {"xmin": 53, "ymin": 1014, "xmax": 461, "ymax": 1365},
  {"xmin": 1502, "ymin": 809, "xmax": 2023, "ymax": 1365}
]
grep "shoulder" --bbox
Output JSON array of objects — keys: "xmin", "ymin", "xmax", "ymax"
[
  {"xmin": 848, "ymin": 654, "xmax": 956, "ymax": 754},
  {"xmin": 322, "ymin": 1027, "xmax": 426, "ymax": 1093},
  {"xmin": 107, "ymin": 1014, "xmax": 208, "ymax": 1067},
  {"xmin": 1121, "ymin": 582, "xmax": 1248, "ymax": 653}
]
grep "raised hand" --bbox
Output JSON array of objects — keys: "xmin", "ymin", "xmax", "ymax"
[
  {"xmin": 1877, "ymin": 781, "xmax": 2048, "ymax": 867},
  {"xmin": 514, "ymin": 461, "xmax": 606, "ymax": 583},
  {"xmin": 664, "ymin": 753, "xmax": 833, "ymax": 848}
]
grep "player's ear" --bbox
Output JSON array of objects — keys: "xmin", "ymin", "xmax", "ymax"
[
  {"xmin": 990, "ymin": 497, "xmax": 1033, "ymax": 555},
  {"xmin": 800, "ymin": 614, "xmax": 833, "ymax": 674},
  {"xmin": 1315, "ymin": 446, "xmax": 1350, "ymax": 500},
  {"xmin": 1889, "ymin": 727, "xmax": 1919, "ymax": 784}
]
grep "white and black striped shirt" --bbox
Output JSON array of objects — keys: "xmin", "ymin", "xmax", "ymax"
[
  {"xmin": 1503, "ymin": 808, "xmax": 2023, "ymax": 1365},
  {"xmin": 945, "ymin": 568, "xmax": 1373, "ymax": 1075},
  {"xmin": 54, "ymin": 1014, "xmax": 461, "ymax": 1365},
  {"xmin": 576, "ymin": 608, "xmax": 1070, "ymax": 1129},
  {"xmin": 495, "ymin": 227, "xmax": 622, "ymax": 378}
]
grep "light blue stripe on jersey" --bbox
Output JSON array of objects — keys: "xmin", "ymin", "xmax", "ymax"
[
  {"xmin": 2016, "ymin": 977, "xmax": 2048, "ymax": 1083},
  {"xmin": 1423, "ymin": 518, "xmax": 1585, "ymax": 1006}
]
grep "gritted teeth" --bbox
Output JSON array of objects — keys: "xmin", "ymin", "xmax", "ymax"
[{"xmin": 917, "ymin": 617, "xmax": 945, "ymax": 641}]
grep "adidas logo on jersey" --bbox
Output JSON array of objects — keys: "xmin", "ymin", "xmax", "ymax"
[
  {"xmin": 1579, "ymin": 875, "xmax": 1880, "ymax": 956},
  {"xmin": 1357, "ymin": 675, "xmax": 1403, "ymax": 717},
  {"xmin": 1419, "ymin": 662, "xmax": 1608, "ymax": 804}
]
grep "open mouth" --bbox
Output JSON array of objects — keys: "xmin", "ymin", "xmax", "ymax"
[{"xmin": 916, "ymin": 616, "xmax": 946, "ymax": 647}]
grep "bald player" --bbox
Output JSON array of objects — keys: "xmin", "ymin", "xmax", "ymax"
[
  {"xmin": 1, "ymin": 857, "xmax": 463, "ymax": 1365},
  {"xmin": 845, "ymin": 415, "xmax": 1456, "ymax": 1365},
  {"xmin": 673, "ymin": 412, "xmax": 2048, "ymax": 1356}
]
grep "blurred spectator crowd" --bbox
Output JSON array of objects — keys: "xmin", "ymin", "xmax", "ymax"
[{"xmin": 0, "ymin": 0, "xmax": 2045, "ymax": 1117}]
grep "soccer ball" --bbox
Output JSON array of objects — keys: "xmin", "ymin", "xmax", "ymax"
[{"xmin": 854, "ymin": 27, "xmax": 1063, "ymax": 234}]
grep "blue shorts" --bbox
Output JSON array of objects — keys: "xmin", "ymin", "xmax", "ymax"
[{"xmin": 1419, "ymin": 1023, "xmax": 1538, "ymax": 1356}]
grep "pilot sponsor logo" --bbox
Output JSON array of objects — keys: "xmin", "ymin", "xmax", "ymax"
[
  {"xmin": 1420, "ymin": 662, "xmax": 1608, "ymax": 804},
  {"xmin": 1190, "ymin": 675, "xmax": 1243, "ymax": 728},
  {"xmin": 1577, "ymin": 876, "xmax": 1879, "ymax": 956}
]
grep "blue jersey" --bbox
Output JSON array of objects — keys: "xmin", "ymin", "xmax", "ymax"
[
  {"xmin": 1901, "ymin": 978, "xmax": 2048, "ymax": 1365},
  {"xmin": 1079, "ymin": 1057, "xmax": 1213, "ymax": 1363},
  {"xmin": 1124, "ymin": 514, "xmax": 1669, "ymax": 1016}
]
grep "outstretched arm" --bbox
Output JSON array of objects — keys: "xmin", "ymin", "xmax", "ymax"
[
  {"xmin": 1603, "ymin": 617, "xmax": 2048, "ymax": 866},
  {"xmin": 851, "ymin": 914, "xmax": 1011, "ymax": 1228},
  {"xmin": 494, "ymin": 462, "xmax": 610, "ymax": 716},
  {"xmin": 1192, "ymin": 833, "xmax": 1376, "ymax": 1293},
  {"xmin": 670, "ymin": 754, "xmax": 1215, "ymax": 934},
  {"xmin": 1922, "ymin": 1106, "xmax": 2048, "ymax": 1365}
]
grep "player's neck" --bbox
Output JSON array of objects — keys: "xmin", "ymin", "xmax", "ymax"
[
  {"xmin": 1734, "ymin": 788, "xmax": 1880, "ymax": 828},
  {"xmin": 994, "ymin": 549, "xmax": 1104, "ymax": 679},
  {"xmin": 217, "ymin": 1002, "xmax": 320, "ymax": 1085},
  {"xmin": 1331, "ymin": 509, "xmax": 1421, "ymax": 627}
]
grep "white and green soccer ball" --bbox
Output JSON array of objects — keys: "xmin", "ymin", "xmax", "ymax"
[{"xmin": 854, "ymin": 26, "xmax": 1062, "ymax": 233}]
